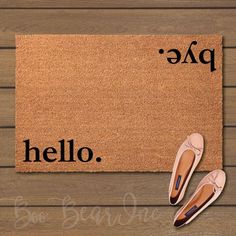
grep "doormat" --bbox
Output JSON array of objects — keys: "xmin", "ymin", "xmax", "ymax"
[{"xmin": 16, "ymin": 35, "xmax": 222, "ymax": 172}]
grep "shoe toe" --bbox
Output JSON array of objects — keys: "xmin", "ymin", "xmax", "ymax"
[
  {"xmin": 170, "ymin": 196, "xmax": 178, "ymax": 205},
  {"xmin": 189, "ymin": 133, "xmax": 204, "ymax": 149},
  {"xmin": 174, "ymin": 219, "xmax": 185, "ymax": 228},
  {"xmin": 214, "ymin": 169, "xmax": 226, "ymax": 188}
]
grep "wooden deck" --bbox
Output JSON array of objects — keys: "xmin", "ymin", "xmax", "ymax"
[{"xmin": 0, "ymin": 1, "xmax": 235, "ymax": 235}]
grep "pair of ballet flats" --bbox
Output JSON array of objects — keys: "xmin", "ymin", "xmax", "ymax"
[{"xmin": 169, "ymin": 133, "xmax": 226, "ymax": 228}]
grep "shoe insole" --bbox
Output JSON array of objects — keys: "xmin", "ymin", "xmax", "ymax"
[
  {"xmin": 177, "ymin": 184, "xmax": 215, "ymax": 221},
  {"xmin": 171, "ymin": 150, "xmax": 195, "ymax": 199}
]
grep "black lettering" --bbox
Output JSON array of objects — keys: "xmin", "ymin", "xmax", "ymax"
[
  {"xmin": 68, "ymin": 139, "xmax": 75, "ymax": 162},
  {"xmin": 199, "ymin": 49, "xmax": 216, "ymax": 72},
  {"xmin": 166, "ymin": 49, "xmax": 181, "ymax": 64},
  {"xmin": 43, "ymin": 147, "xmax": 57, "ymax": 162},
  {"xmin": 58, "ymin": 139, "xmax": 65, "ymax": 162},
  {"xmin": 77, "ymin": 147, "xmax": 93, "ymax": 162},
  {"xmin": 182, "ymin": 41, "xmax": 198, "ymax": 64},
  {"xmin": 23, "ymin": 139, "xmax": 41, "ymax": 162},
  {"xmin": 58, "ymin": 139, "xmax": 76, "ymax": 162}
]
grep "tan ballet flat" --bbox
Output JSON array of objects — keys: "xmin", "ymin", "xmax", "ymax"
[
  {"xmin": 173, "ymin": 169, "xmax": 226, "ymax": 227},
  {"xmin": 169, "ymin": 133, "xmax": 204, "ymax": 205}
]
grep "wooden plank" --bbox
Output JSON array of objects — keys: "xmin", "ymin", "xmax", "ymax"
[
  {"xmin": 224, "ymin": 127, "xmax": 236, "ymax": 166},
  {"xmin": 0, "ymin": 50, "xmax": 15, "ymax": 87},
  {"xmin": 1, "ymin": 88, "xmax": 236, "ymax": 127},
  {"xmin": 1, "ymin": 127, "xmax": 235, "ymax": 166},
  {"xmin": 0, "ymin": 128, "xmax": 14, "ymax": 166},
  {"xmin": 224, "ymin": 88, "xmax": 236, "ymax": 126},
  {"xmin": 0, "ymin": 89, "xmax": 14, "ymax": 126},
  {"xmin": 0, "ymin": 0, "xmax": 236, "ymax": 8},
  {"xmin": 0, "ymin": 10, "xmax": 236, "ymax": 47},
  {"xmin": 225, "ymin": 48, "xmax": 236, "ymax": 86},
  {"xmin": 0, "ymin": 167, "xmax": 234, "ymax": 206},
  {"xmin": 1, "ymin": 48, "xmax": 235, "ymax": 87},
  {"xmin": 0, "ymin": 206, "xmax": 235, "ymax": 235}
]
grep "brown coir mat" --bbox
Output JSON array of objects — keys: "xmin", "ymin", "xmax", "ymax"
[{"xmin": 16, "ymin": 35, "xmax": 222, "ymax": 172}]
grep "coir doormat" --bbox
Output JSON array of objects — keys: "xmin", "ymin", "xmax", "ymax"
[{"xmin": 16, "ymin": 35, "xmax": 222, "ymax": 172}]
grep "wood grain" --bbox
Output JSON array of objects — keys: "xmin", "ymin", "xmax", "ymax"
[
  {"xmin": 0, "ymin": 50, "xmax": 15, "ymax": 87},
  {"xmin": 0, "ymin": 0, "xmax": 236, "ymax": 8},
  {"xmin": 225, "ymin": 48, "xmax": 236, "ymax": 86},
  {"xmin": 0, "ymin": 2, "xmax": 234, "ymax": 235},
  {"xmin": 0, "ymin": 167, "xmax": 234, "ymax": 206},
  {"xmin": 1, "ymin": 48, "xmax": 236, "ymax": 87},
  {"xmin": 224, "ymin": 127, "xmax": 236, "ymax": 166},
  {"xmin": 1, "ymin": 88, "xmax": 236, "ymax": 127},
  {"xmin": 0, "ymin": 128, "xmax": 14, "ymax": 166},
  {"xmin": 0, "ymin": 10, "xmax": 236, "ymax": 47},
  {"xmin": 0, "ymin": 206, "xmax": 235, "ymax": 235},
  {"xmin": 0, "ymin": 89, "xmax": 14, "ymax": 126},
  {"xmin": 1, "ymin": 127, "xmax": 236, "ymax": 166},
  {"xmin": 224, "ymin": 88, "xmax": 236, "ymax": 126}
]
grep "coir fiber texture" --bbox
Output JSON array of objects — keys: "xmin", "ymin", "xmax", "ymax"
[{"xmin": 16, "ymin": 35, "xmax": 222, "ymax": 172}]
